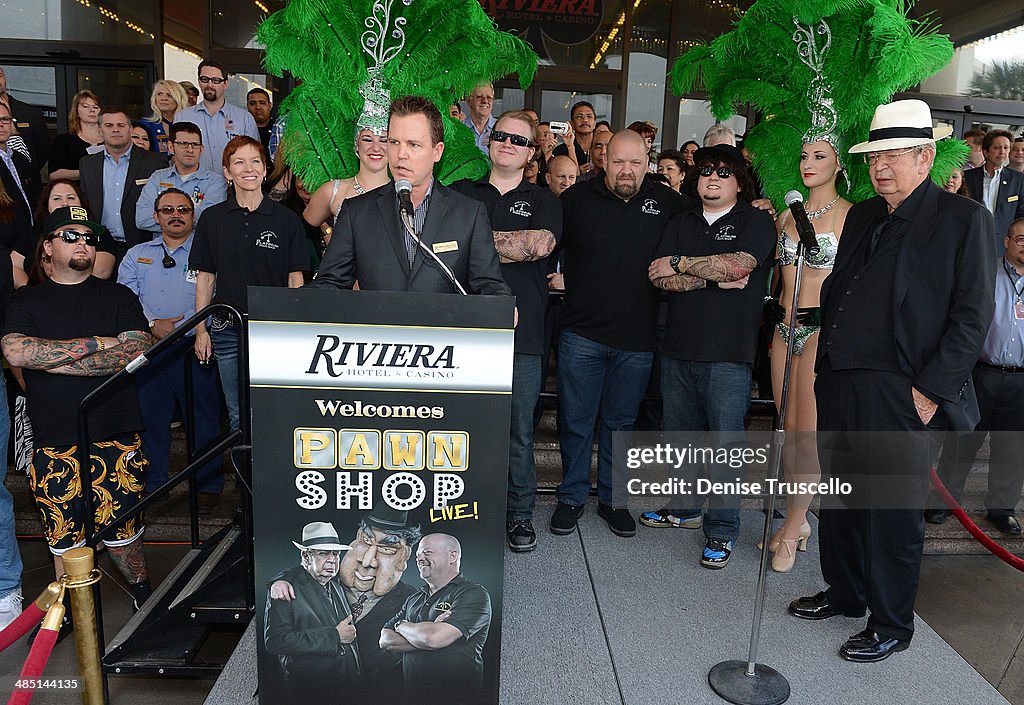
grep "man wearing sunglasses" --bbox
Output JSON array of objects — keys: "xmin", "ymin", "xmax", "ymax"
[
  {"xmin": 136, "ymin": 121, "xmax": 227, "ymax": 234},
  {"xmin": 119, "ymin": 188, "xmax": 225, "ymax": 509},
  {"xmin": 452, "ymin": 110, "xmax": 562, "ymax": 552},
  {"xmin": 176, "ymin": 59, "xmax": 259, "ymax": 173},
  {"xmin": 2, "ymin": 205, "xmax": 155, "ymax": 633},
  {"xmin": 645, "ymin": 143, "xmax": 776, "ymax": 569}
]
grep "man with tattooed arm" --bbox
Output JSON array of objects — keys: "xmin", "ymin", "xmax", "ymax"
[
  {"xmin": 645, "ymin": 143, "xmax": 776, "ymax": 569},
  {"xmin": 2, "ymin": 206, "xmax": 153, "ymax": 641}
]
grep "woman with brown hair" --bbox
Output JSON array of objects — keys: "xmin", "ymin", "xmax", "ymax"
[{"xmin": 47, "ymin": 90, "xmax": 102, "ymax": 181}]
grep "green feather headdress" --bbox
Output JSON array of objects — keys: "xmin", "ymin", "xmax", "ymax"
[
  {"xmin": 672, "ymin": 0, "xmax": 967, "ymax": 207},
  {"xmin": 258, "ymin": 0, "xmax": 538, "ymax": 189}
]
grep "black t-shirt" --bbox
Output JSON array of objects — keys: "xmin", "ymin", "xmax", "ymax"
[
  {"xmin": 48, "ymin": 133, "xmax": 94, "ymax": 174},
  {"xmin": 385, "ymin": 575, "xmax": 491, "ymax": 702},
  {"xmin": 3, "ymin": 277, "xmax": 148, "ymax": 446},
  {"xmin": 553, "ymin": 140, "xmax": 590, "ymax": 170},
  {"xmin": 189, "ymin": 196, "xmax": 310, "ymax": 314},
  {"xmin": 451, "ymin": 176, "xmax": 562, "ymax": 355},
  {"xmin": 558, "ymin": 176, "xmax": 689, "ymax": 351},
  {"xmin": 655, "ymin": 201, "xmax": 777, "ymax": 364}
]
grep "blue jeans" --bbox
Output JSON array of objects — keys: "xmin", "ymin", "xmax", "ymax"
[
  {"xmin": 661, "ymin": 358, "xmax": 752, "ymax": 543},
  {"xmin": 0, "ymin": 373, "xmax": 22, "ymax": 594},
  {"xmin": 508, "ymin": 354, "xmax": 542, "ymax": 520},
  {"xmin": 211, "ymin": 326, "xmax": 242, "ymax": 433},
  {"xmin": 557, "ymin": 330, "xmax": 652, "ymax": 506},
  {"xmin": 137, "ymin": 337, "xmax": 225, "ymax": 494}
]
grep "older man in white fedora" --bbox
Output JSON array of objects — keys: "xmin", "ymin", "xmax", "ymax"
[
  {"xmin": 787, "ymin": 99, "xmax": 996, "ymax": 662},
  {"xmin": 264, "ymin": 521, "xmax": 361, "ymax": 697}
]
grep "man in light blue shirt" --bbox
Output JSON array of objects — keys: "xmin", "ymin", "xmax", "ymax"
[
  {"xmin": 99, "ymin": 112, "xmax": 133, "ymax": 243},
  {"xmin": 176, "ymin": 60, "xmax": 259, "ymax": 173},
  {"xmin": 118, "ymin": 187, "xmax": 225, "ymax": 505},
  {"xmin": 463, "ymin": 82, "xmax": 496, "ymax": 154},
  {"xmin": 136, "ymin": 121, "xmax": 226, "ymax": 234}
]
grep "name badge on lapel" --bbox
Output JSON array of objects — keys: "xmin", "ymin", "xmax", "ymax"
[
  {"xmin": 16, "ymin": 123, "xmax": 28, "ymax": 129},
  {"xmin": 136, "ymin": 257, "xmax": 153, "ymax": 265},
  {"xmin": 433, "ymin": 241, "xmax": 459, "ymax": 254},
  {"xmin": 1009, "ymin": 196, "xmax": 1019, "ymax": 203},
  {"xmin": 135, "ymin": 178, "xmax": 149, "ymax": 185}
]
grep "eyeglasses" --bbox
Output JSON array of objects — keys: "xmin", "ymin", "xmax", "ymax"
[
  {"xmin": 172, "ymin": 140, "xmax": 201, "ymax": 150},
  {"xmin": 1009, "ymin": 235, "xmax": 1024, "ymax": 245},
  {"xmin": 197, "ymin": 76, "xmax": 226, "ymax": 84},
  {"xmin": 48, "ymin": 230, "xmax": 99, "ymax": 246},
  {"xmin": 490, "ymin": 131, "xmax": 534, "ymax": 148},
  {"xmin": 0, "ymin": 117, "xmax": 11, "ymax": 126},
  {"xmin": 156, "ymin": 205, "xmax": 194, "ymax": 215},
  {"xmin": 698, "ymin": 165, "xmax": 734, "ymax": 179},
  {"xmin": 863, "ymin": 148, "xmax": 917, "ymax": 166}
]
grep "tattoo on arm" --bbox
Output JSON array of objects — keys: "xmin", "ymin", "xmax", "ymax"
[
  {"xmin": 653, "ymin": 274, "xmax": 706, "ymax": 292},
  {"xmin": 679, "ymin": 252, "xmax": 757, "ymax": 281},
  {"xmin": 47, "ymin": 330, "xmax": 153, "ymax": 377},
  {"xmin": 1, "ymin": 333, "xmax": 99, "ymax": 370},
  {"xmin": 493, "ymin": 229, "xmax": 557, "ymax": 263}
]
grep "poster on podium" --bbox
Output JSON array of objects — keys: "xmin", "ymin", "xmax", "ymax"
[{"xmin": 248, "ymin": 287, "xmax": 513, "ymax": 705}]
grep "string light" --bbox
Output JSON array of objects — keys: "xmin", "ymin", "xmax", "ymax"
[{"xmin": 75, "ymin": 0, "xmax": 154, "ymax": 39}]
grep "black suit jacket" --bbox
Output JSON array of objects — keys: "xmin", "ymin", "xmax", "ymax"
[
  {"xmin": 263, "ymin": 565, "xmax": 360, "ymax": 690},
  {"xmin": 308, "ymin": 181, "xmax": 510, "ymax": 296},
  {"xmin": 6, "ymin": 96, "xmax": 49, "ymax": 173},
  {"xmin": 963, "ymin": 165, "xmax": 1024, "ymax": 255},
  {"xmin": 79, "ymin": 147, "xmax": 166, "ymax": 249},
  {"xmin": 817, "ymin": 180, "xmax": 996, "ymax": 430},
  {"xmin": 0, "ymin": 149, "xmax": 39, "ymax": 225}
]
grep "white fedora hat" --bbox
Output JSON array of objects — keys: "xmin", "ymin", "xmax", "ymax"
[
  {"xmin": 849, "ymin": 99, "xmax": 953, "ymax": 154},
  {"xmin": 292, "ymin": 521, "xmax": 350, "ymax": 552}
]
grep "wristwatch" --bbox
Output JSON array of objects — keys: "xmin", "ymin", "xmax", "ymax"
[{"xmin": 669, "ymin": 255, "xmax": 682, "ymax": 274}]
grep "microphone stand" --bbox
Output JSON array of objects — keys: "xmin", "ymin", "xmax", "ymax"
[{"xmin": 708, "ymin": 241, "xmax": 807, "ymax": 705}]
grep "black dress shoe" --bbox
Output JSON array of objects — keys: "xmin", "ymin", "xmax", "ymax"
[
  {"xmin": 839, "ymin": 629, "xmax": 910, "ymax": 662},
  {"xmin": 788, "ymin": 592, "xmax": 865, "ymax": 620},
  {"xmin": 988, "ymin": 514, "xmax": 1022, "ymax": 536},
  {"xmin": 597, "ymin": 504, "xmax": 636, "ymax": 537},
  {"xmin": 506, "ymin": 520, "xmax": 538, "ymax": 552},
  {"xmin": 924, "ymin": 508, "xmax": 950, "ymax": 525},
  {"xmin": 550, "ymin": 502, "xmax": 584, "ymax": 535}
]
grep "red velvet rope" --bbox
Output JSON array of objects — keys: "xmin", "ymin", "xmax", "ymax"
[
  {"xmin": 7, "ymin": 626, "xmax": 58, "ymax": 705},
  {"xmin": 0, "ymin": 604, "xmax": 46, "ymax": 654},
  {"xmin": 929, "ymin": 468, "xmax": 1024, "ymax": 571}
]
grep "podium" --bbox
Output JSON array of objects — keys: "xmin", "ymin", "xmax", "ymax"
[{"xmin": 248, "ymin": 287, "xmax": 513, "ymax": 705}]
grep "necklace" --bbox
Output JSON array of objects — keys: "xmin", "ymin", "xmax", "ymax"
[
  {"xmin": 353, "ymin": 176, "xmax": 366, "ymax": 195},
  {"xmin": 806, "ymin": 194, "xmax": 840, "ymax": 220}
]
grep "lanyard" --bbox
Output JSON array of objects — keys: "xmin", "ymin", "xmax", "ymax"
[{"xmin": 1006, "ymin": 260, "xmax": 1024, "ymax": 301}]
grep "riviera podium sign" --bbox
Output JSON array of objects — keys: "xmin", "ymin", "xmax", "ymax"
[{"xmin": 248, "ymin": 287, "xmax": 513, "ymax": 705}]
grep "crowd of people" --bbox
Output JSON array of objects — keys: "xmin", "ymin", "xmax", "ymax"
[{"xmin": 0, "ymin": 57, "xmax": 1019, "ymax": 670}]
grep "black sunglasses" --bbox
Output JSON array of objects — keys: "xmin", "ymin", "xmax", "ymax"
[
  {"xmin": 698, "ymin": 165, "xmax": 734, "ymax": 179},
  {"xmin": 156, "ymin": 205, "xmax": 194, "ymax": 215},
  {"xmin": 490, "ymin": 130, "xmax": 534, "ymax": 148},
  {"xmin": 48, "ymin": 230, "xmax": 99, "ymax": 246}
]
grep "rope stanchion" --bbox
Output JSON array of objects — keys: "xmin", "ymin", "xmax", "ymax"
[
  {"xmin": 7, "ymin": 588, "xmax": 64, "ymax": 705},
  {"xmin": 61, "ymin": 548, "xmax": 104, "ymax": 705},
  {"xmin": 929, "ymin": 468, "xmax": 1024, "ymax": 571},
  {"xmin": 0, "ymin": 584, "xmax": 61, "ymax": 654}
]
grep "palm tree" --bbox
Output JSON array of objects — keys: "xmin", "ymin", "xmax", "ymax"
[{"xmin": 969, "ymin": 60, "xmax": 1024, "ymax": 101}]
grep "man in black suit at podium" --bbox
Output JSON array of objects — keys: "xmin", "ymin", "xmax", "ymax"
[
  {"xmin": 308, "ymin": 96, "xmax": 509, "ymax": 297},
  {"xmin": 788, "ymin": 100, "xmax": 996, "ymax": 663}
]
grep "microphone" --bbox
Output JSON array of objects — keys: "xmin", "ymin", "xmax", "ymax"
[
  {"xmin": 784, "ymin": 191, "xmax": 821, "ymax": 258},
  {"xmin": 395, "ymin": 179, "xmax": 414, "ymax": 218}
]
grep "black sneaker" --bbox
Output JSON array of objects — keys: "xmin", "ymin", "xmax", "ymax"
[
  {"xmin": 128, "ymin": 579, "xmax": 152, "ymax": 613},
  {"xmin": 550, "ymin": 502, "xmax": 585, "ymax": 535},
  {"xmin": 598, "ymin": 503, "xmax": 637, "ymax": 537},
  {"xmin": 506, "ymin": 520, "xmax": 538, "ymax": 552},
  {"xmin": 701, "ymin": 538, "xmax": 734, "ymax": 569}
]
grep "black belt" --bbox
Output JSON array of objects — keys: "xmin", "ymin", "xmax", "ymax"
[{"xmin": 978, "ymin": 361, "xmax": 1024, "ymax": 373}]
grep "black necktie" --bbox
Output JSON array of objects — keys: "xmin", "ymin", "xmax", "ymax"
[{"xmin": 866, "ymin": 214, "xmax": 894, "ymax": 261}]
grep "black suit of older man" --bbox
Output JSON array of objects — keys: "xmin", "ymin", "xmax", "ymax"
[
  {"xmin": 307, "ymin": 181, "xmax": 509, "ymax": 295},
  {"xmin": 812, "ymin": 177, "xmax": 995, "ymax": 645}
]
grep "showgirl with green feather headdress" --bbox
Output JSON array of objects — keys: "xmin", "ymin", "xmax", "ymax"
[
  {"xmin": 257, "ymin": 0, "xmax": 538, "ymax": 190},
  {"xmin": 672, "ymin": 0, "xmax": 967, "ymax": 208}
]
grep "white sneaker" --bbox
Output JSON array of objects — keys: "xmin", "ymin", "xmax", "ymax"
[{"xmin": 0, "ymin": 588, "xmax": 23, "ymax": 631}]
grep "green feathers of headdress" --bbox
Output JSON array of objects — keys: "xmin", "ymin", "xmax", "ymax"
[
  {"xmin": 258, "ymin": 0, "xmax": 538, "ymax": 189},
  {"xmin": 671, "ymin": 0, "xmax": 966, "ymax": 207}
]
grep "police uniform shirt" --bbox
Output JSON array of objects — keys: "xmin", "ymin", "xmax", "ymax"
[
  {"xmin": 385, "ymin": 575, "xmax": 491, "ymax": 694},
  {"xmin": 188, "ymin": 197, "xmax": 310, "ymax": 314},
  {"xmin": 117, "ymin": 235, "xmax": 200, "ymax": 329},
  {"xmin": 451, "ymin": 175, "xmax": 562, "ymax": 354},
  {"xmin": 656, "ymin": 200, "xmax": 776, "ymax": 364},
  {"xmin": 558, "ymin": 176, "xmax": 689, "ymax": 352}
]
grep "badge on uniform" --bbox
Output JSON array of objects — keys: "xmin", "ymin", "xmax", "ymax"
[
  {"xmin": 433, "ymin": 241, "xmax": 458, "ymax": 254},
  {"xmin": 1015, "ymin": 298, "xmax": 1024, "ymax": 320},
  {"xmin": 1009, "ymin": 196, "xmax": 1019, "ymax": 203},
  {"xmin": 135, "ymin": 178, "xmax": 149, "ymax": 185},
  {"xmin": 16, "ymin": 123, "xmax": 28, "ymax": 129},
  {"xmin": 137, "ymin": 257, "xmax": 153, "ymax": 264},
  {"xmin": 185, "ymin": 269, "xmax": 198, "ymax": 284}
]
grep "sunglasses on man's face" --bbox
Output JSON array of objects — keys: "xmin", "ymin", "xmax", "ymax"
[
  {"xmin": 156, "ymin": 205, "xmax": 194, "ymax": 215},
  {"xmin": 698, "ymin": 165, "xmax": 734, "ymax": 179},
  {"xmin": 48, "ymin": 230, "xmax": 99, "ymax": 246},
  {"xmin": 490, "ymin": 131, "xmax": 534, "ymax": 148}
]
